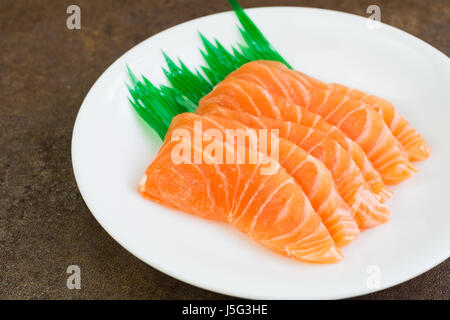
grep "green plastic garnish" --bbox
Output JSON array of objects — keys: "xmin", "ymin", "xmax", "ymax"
[{"xmin": 127, "ymin": 0, "xmax": 291, "ymax": 140}]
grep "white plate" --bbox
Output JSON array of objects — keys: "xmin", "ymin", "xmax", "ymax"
[{"xmin": 72, "ymin": 7, "xmax": 450, "ymax": 299}]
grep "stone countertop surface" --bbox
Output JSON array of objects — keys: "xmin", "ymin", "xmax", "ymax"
[{"xmin": 0, "ymin": 0, "xmax": 448, "ymax": 299}]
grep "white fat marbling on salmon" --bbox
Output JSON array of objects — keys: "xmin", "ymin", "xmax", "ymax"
[
  {"xmin": 249, "ymin": 177, "xmax": 296, "ymax": 232},
  {"xmin": 138, "ymin": 174, "xmax": 147, "ymax": 192}
]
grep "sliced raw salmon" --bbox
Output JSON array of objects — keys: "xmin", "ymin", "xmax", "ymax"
[
  {"xmin": 198, "ymin": 77, "xmax": 392, "ymax": 201},
  {"xmin": 330, "ymin": 83, "xmax": 431, "ymax": 161},
  {"xmin": 225, "ymin": 60, "xmax": 418, "ymax": 185},
  {"xmin": 256, "ymin": 60, "xmax": 430, "ymax": 161},
  {"xmin": 140, "ymin": 115, "xmax": 342, "ymax": 263},
  {"xmin": 167, "ymin": 113, "xmax": 359, "ymax": 246},
  {"xmin": 251, "ymin": 61, "xmax": 430, "ymax": 161},
  {"xmin": 197, "ymin": 105, "xmax": 389, "ymax": 229}
]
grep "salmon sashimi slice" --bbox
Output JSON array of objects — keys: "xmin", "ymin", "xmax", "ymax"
[
  {"xmin": 140, "ymin": 116, "xmax": 342, "ymax": 263},
  {"xmin": 252, "ymin": 60, "xmax": 431, "ymax": 161},
  {"xmin": 329, "ymin": 83, "xmax": 431, "ymax": 161},
  {"xmin": 197, "ymin": 105, "xmax": 390, "ymax": 230},
  {"xmin": 225, "ymin": 60, "xmax": 417, "ymax": 185},
  {"xmin": 258, "ymin": 60, "xmax": 430, "ymax": 161},
  {"xmin": 167, "ymin": 113, "xmax": 359, "ymax": 246},
  {"xmin": 198, "ymin": 77, "xmax": 392, "ymax": 202}
]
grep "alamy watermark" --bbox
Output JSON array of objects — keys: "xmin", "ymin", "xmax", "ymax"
[
  {"xmin": 66, "ymin": 5, "xmax": 81, "ymax": 30},
  {"xmin": 366, "ymin": 265, "xmax": 381, "ymax": 289},
  {"xmin": 170, "ymin": 121, "xmax": 280, "ymax": 175},
  {"xmin": 66, "ymin": 265, "xmax": 81, "ymax": 290},
  {"xmin": 366, "ymin": 5, "xmax": 381, "ymax": 29}
]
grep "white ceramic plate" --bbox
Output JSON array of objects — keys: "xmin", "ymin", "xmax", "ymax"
[{"xmin": 72, "ymin": 7, "xmax": 450, "ymax": 299}]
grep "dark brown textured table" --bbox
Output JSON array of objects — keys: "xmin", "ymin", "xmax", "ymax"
[{"xmin": 0, "ymin": 0, "xmax": 449, "ymax": 300}]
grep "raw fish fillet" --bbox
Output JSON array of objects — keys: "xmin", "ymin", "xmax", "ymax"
[
  {"xmin": 139, "ymin": 115, "xmax": 342, "ymax": 263},
  {"xmin": 199, "ymin": 77, "xmax": 391, "ymax": 201},
  {"xmin": 224, "ymin": 61, "xmax": 418, "ymax": 185},
  {"xmin": 198, "ymin": 105, "xmax": 390, "ymax": 229},
  {"xmin": 166, "ymin": 113, "xmax": 359, "ymax": 246}
]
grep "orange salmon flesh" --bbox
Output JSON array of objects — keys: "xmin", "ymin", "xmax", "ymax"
[{"xmin": 139, "ymin": 61, "xmax": 430, "ymax": 264}]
